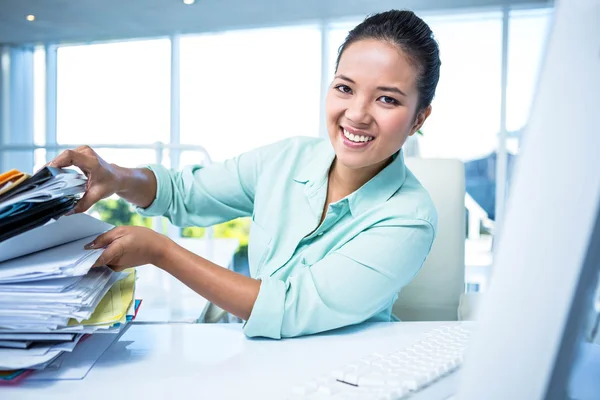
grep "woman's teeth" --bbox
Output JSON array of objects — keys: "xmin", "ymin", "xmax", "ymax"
[{"xmin": 343, "ymin": 129, "xmax": 374, "ymax": 143}]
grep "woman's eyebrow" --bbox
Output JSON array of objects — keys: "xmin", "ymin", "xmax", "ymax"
[
  {"xmin": 377, "ymin": 86, "xmax": 407, "ymax": 97},
  {"xmin": 334, "ymin": 75, "xmax": 407, "ymax": 97},
  {"xmin": 335, "ymin": 74, "xmax": 356, "ymax": 84}
]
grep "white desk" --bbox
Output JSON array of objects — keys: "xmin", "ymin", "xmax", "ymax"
[
  {"xmin": 133, "ymin": 238, "xmax": 239, "ymax": 323},
  {"xmin": 0, "ymin": 321, "xmax": 465, "ymax": 400}
]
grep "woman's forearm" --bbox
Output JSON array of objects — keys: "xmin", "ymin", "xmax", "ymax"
[
  {"xmin": 155, "ymin": 239, "xmax": 261, "ymax": 321},
  {"xmin": 114, "ymin": 166, "xmax": 158, "ymax": 209}
]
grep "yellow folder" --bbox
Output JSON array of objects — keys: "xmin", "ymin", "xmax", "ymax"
[{"xmin": 68, "ymin": 269, "xmax": 136, "ymax": 327}]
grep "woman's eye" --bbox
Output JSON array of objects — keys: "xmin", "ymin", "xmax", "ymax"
[
  {"xmin": 379, "ymin": 96, "xmax": 398, "ymax": 105},
  {"xmin": 335, "ymin": 85, "xmax": 352, "ymax": 94}
]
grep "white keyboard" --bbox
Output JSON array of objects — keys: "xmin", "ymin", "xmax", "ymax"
[{"xmin": 289, "ymin": 324, "xmax": 472, "ymax": 399}]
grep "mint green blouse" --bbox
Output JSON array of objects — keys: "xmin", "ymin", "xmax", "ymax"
[{"xmin": 137, "ymin": 137, "xmax": 437, "ymax": 339}]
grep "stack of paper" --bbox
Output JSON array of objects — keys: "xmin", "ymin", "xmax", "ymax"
[
  {"xmin": 0, "ymin": 213, "xmax": 139, "ymax": 371},
  {"xmin": 0, "ymin": 168, "xmax": 140, "ymax": 377},
  {"xmin": 0, "ymin": 268, "xmax": 137, "ymax": 372},
  {"xmin": 0, "ymin": 167, "xmax": 87, "ymax": 243}
]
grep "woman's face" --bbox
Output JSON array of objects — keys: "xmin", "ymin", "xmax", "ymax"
[{"xmin": 326, "ymin": 39, "xmax": 430, "ymax": 171}]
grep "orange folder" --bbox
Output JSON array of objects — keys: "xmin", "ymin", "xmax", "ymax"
[{"xmin": 0, "ymin": 170, "xmax": 31, "ymax": 196}]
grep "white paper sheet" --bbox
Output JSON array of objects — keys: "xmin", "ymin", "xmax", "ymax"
[
  {"xmin": 0, "ymin": 275, "xmax": 83, "ymax": 293},
  {"xmin": 0, "ymin": 333, "xmax": 75, "ymax": 341},
  {"xmin": 0, "ymin": 236, "xmax": 103, "ymax": 283},
  {"xmin": 0, "ymin": 348, "xmax": 63, "ymax": 370},
  {"xmin": 28, "ymin": 330, "xmax": 123, "ymax": 380},
  {"xmin": 0, "ymin": 213, "xmax": 113, "ymax": 263}
]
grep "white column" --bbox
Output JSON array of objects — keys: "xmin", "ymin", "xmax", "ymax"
[
  {"xmin": 45, "ymin": 44, "xmax": 58, "ymax": 162},
  {"xmin": 318, "ymin": 20, "xmax": 330, "ymax": 138},
  {"xmin": 6, "ymin": 46, "xmax": 35, "ymax": 173},
  {"xmin": 167, "ymin": 35, "xmax": 182, "ymax": 239},
  {"xmin": 170, "ymin": 35, "xmax": 181, "ymax": 170},
  {"xmin": 0, "ymin": 46, "xmax": 10, "ymax": 173}
]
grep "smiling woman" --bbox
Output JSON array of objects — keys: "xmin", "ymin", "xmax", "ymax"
[{"xmin": 49, "ymin": 9, "xmax": 441, "ymax": 339}]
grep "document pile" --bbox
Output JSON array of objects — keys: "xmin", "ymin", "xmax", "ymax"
[
  {"xmin": 0, "ymin": 167, "xmax": 86, "ymax": 243},
  {"xmin": 0, "ymin": 167, "xmax": 139, "ymax": 379}
]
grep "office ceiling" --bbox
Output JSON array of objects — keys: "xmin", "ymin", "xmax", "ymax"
[{"xmin": 0, "ymin": 0, "xmax": 552, "ymax": 46}]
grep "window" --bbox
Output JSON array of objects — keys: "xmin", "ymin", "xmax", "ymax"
[
  {"xmin": 420, "ymin": 12, "xmax": 504, "ymax": 161},
  {"xmin": 55, "ymin": 39, "xmax": 171, "ymax": 227},
  {"xmin": 179, "ymin": 25, "xmax": 322, "ymax": 162},
  {"xmin": 56, "ymin": 39, "xmax": 171, "ymax": 168},
  {"xmin": 506, "ymin": 8, "xmax": 553, "ymax": 154}
]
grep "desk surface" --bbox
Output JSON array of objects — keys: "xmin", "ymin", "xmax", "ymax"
[
  {"xmin": 1, "ymin": 321, "xmax": 466, "ymax": 400},
  {"xmin": 134, "ymin": 238, "xmax": 239, "ymax": 323}
]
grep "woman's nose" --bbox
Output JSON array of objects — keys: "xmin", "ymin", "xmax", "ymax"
[{"xmin": 344, "ymin": 97, "xmax": 371, "ymax": 125}]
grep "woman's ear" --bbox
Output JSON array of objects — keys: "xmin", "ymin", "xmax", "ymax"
[{"xmin": 409, "ymin": 105, "xmax": 432, "ymax": 136}]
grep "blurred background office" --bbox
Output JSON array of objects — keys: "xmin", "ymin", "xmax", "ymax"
[{"xmin": 0, "ymin": 0, "xmax": 553, "ymax": 319}]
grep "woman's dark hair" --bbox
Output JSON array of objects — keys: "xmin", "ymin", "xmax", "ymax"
[{"xmin": 335, "ymin": 10, "xmax": 441, "ymax": 114}]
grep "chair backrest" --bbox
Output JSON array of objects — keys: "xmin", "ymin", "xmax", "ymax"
[{"xmin": 393, "ymin": 158, "xmax": 466, "ymax": 321}]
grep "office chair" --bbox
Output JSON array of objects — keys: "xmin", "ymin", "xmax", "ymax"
[{"xmin": 392, "ymin": 158, "xmax": 466, "ymax": 321}]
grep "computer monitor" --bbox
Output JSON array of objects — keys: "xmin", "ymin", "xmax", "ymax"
[{"xmin": 458, "ymin": 0, "xmax": 600, "ymax": 399}]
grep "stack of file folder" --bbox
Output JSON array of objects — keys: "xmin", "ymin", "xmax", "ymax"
[
  {"xmin": 0, "ymin": 167, "xmax": 140, "ymax": 381},
  {"xmin": 0, "ymin": 167, "xmax": 86, "ymax": 242}
]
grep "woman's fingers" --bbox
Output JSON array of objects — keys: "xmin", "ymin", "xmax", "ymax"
[
  {"xmin": 93, "ymin": 242, "xmax": 125, "ymax": 268},
  {"xmin": 47, "ymin": 146, "xmax": 117, "ymax": 213},
  {"xmin": 72, "ymin": 186, "xmax": 104, "ymax": 214},
  {"xmin": 89, "ymin": 227, "xmax": 125, "ymax": 248},
  {"xmin": 48, "ymin": 149, "xmax": 93, "ymax": 171},
  {"xmin": 87, "ymin": 228, "xmax": 127, "ymax": 267}
]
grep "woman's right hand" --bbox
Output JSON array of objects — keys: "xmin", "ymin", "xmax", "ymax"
[{"xmin": 48, "ymin": 146, "xmax": 124, "ymax": 214}]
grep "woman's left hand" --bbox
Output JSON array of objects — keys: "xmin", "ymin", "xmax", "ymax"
[{"xmin": 86, "ymin": 226, "xmax": 171, "ymax": 272}]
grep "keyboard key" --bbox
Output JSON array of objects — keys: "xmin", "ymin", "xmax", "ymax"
[
  {"xmin": 358, "ymin": 372, "xmax": 386, "ymax": 386},
  {"xmin": 316, "ymin": 384, "xmax": 341, "ymax": 395},
  {"xmin": 331, "ymin": 369, "xmax": 344, "ymax": 380},
  {"xmin": 341, "ymin": 370, "xmax": 361, "ymax": 385}
]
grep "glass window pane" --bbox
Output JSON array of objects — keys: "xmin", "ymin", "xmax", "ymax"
[
  {"xmin": 420, "ymin": 12, "xmax": 503, "ymax": 161},
  {"xmin": 180, "ymin": 26, "xmax": 322, "ymax": 162},
  {"xmin": 179, "ymin": 150, "xmax": 211, "ymax": 169},
  {"xmin": 33, "ymin": 149, "xmax": 46, "ymax": 173},
  {"xmin": 506, "ymin": 8, "xmax": 553, "ymax": 154},
  {"xmin": 91, "ymin": 148, "xmax": 158, "ymax": 168},
  {"xmin": 56, "ymin": 39, "xmax": 171, "ymax": 146}
]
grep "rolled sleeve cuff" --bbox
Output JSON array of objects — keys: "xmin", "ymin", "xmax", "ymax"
[
  {"xmin": 135, "ymin": 164, "xmax": 173, "ymax": 217},
  {"xmin": 243, "ymin": 278, "xmax": 287, "ymax": 339}
]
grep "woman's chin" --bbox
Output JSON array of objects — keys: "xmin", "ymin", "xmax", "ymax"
[{"xmin": 334, "ymin": 153, "xmax": 372, "ymax": 171}]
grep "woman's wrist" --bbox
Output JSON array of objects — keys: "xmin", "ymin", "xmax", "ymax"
[
  {"xmin": 113, "ymin": 164, "xmax": 133, "ymax": 196},
  {"xmin": 151, "ymin": 234, "xmax": 179, "ymax": 270},
  {"xmin": 114, "ymin": 165, "xmax": 157, "ymax": 209}
]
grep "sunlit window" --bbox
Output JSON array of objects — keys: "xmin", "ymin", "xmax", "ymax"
[
  {"xmin": 56, "ymin": 39, "xmax": 171, "ymax": 167},
  {"xmin": 506, "ymin": 8, "xmax": 553, "ymax": 154},
  {"xmin": 180, "ymin": 26, "xmax": 322, "ymax": 162}
]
